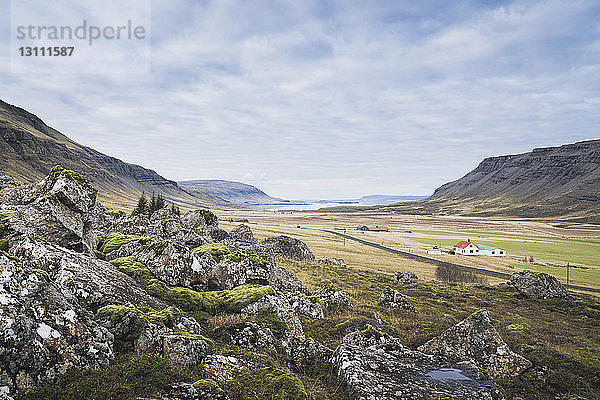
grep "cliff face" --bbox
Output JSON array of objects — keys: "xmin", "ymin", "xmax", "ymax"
[
  {"xmin": 0, "ymin": 99, "xmax": 228, "ymax": 210},
  {"xmin": 387, "ymin": 140, "xmax": 600, "ymax": 221}
]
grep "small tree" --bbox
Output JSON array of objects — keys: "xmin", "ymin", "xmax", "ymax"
[
  {"xmin": 132, "ymin": 193, "xmax": 148, "ymax": 216},
  {"xmin": 170, "ymin": 203, "xmax": 180, "ymax": 216}
]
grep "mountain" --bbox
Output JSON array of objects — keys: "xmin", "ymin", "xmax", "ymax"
[
  {"xmin": 381, "ymin": 139, "xmax": 600, "ymax": 222},
  {"xmin": 358, "ymin": 195, "xmax": 428, "ymax": 205},
  {"xmin": 0, "ymin": 99, "xmax": 229, "ymax": 210},
  {"xmin": 178, "ymin": 179, "xmax": 293, "ymax": 205}
]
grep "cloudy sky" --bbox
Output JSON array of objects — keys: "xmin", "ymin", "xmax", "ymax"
[{"xmin": 1, "ymin": 0, "xmax": 599, "ymax": 199}]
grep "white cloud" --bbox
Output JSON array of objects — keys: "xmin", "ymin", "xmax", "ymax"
[{"xmin": 0, "ymin": 0, "xmax": 599, "ymax": 198}]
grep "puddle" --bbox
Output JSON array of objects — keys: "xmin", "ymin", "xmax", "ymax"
[{"xmin": 425, "ymin": 368, "xmax": 473, "ymax": 381}]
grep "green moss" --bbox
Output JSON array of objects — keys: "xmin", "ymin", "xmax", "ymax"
[
  {"xmin": 97, "ymin": 232, "xmax": 147, "ymax": 255},
  {"xmin": 506, "ymin": 323, "xmax": 528, "ymax": 332},
  {"xmin": 48, "ymin": 166, "xmax": 88, "ymax": 189},
  {"xmin": 256, "ymin": 310, "xmax": 290, "ymax": 338},
  {"xmin": 228, "ymin": 367, "xmax": 308, "ymax": 400},
  {"xmin": 0, "ymin": 238, "xmax": 8, "ymax": 252},
  {"xmin": 0, "ymin": 209, "xmax": 16, "ymax": 224},
  {"xmin": 110, "ymin": 257, "xmax": 275, "ymax": 313},
  {"xmin": 106, "ymin": 208, "xmax": 125, "ymax": 218},
  {"xmin": 361, "ymin": 325, "xmax": 383, "ymax": 340},
  {"xmin": 193, "ymin": 243, "xmax": 230, "ymax": 261},
  {"xmin": 193, "ymin": 378, "xmax": 222, "ymax": 392},
  {"xmin": 227, "ymin": 251, "xmax": 269, "ymax": 269}
]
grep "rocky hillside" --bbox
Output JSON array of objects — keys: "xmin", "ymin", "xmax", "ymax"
[
  {"xmin": 383, "ymin": 139, "xmax": 600, "ymax": 221},
  {"xmin": 179, "ymin": 179, "xmax": 291, "ymax": 206},
  {"xmin": 0, "ymin": 99, "xmax": 229, "ymax": 210},
  {"xmin": 1, "ymin": 167, "xmax": 598, "ymax": 400}
]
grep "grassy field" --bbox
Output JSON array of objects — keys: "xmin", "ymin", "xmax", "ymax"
[
  {"xmin": 279, "ymin": 258, "xmax": 600, "ymax": 400},
  {"xmin": 218, "ymin": 210, "xmax": 600, "ymax": 290}
]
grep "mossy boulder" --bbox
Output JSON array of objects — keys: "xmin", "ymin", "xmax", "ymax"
[
  {"xmin": 510, "ymin": 270, "xmax": 569, "ymax": 299},
  {"xmin": 193, "ymin": 242, "xmax": 231, "ymax": 261},
  {"xmin": 97, "ymin": 232, "xmax": 148, "ymax": 255},
  {"xmin": 110, "ymin": 256, "xmax": 275, "ymax": 313}
]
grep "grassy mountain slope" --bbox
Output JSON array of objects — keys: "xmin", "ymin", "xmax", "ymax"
[
  {"xmin": 0, "ymin": 99, "xmax": 230, "ymax": 210},
  {"xmin": 179, "ymin": 179, "xmax": 289, "ymax": 205},
  {"xmin": 381, "ymin": 140, "xmax": 600, "ymax": 222}
]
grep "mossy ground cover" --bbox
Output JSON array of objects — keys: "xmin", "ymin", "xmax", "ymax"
[
  {"xmin": 193, "ymin": 242, "xmax": 230, "ymax": 261},
  {"xmin": 21, "ymin": 354, "xmax": 203, "ymax": 400},
  {"xmin": 279, "ymin": 258, "xmax": 600, "ymax": 400},
  {"xmin": 110, "ymin": 256, "xmax": 274, "ymax": 313},
  {"xmin": 97, "ymin": 232, "xmax": 148, "ymax": 255}
]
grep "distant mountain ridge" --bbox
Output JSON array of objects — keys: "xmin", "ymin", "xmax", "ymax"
[
  {"xmin": 0, "ymin": 99, "xmax": 229, "ymax": 210},
  {"xmin": 381, "ymin": 139, "xmax": 600, "ymax": 222},
  {"xmin": 178, "ymin": 179, "xmax": 294, "ymax": 205}
]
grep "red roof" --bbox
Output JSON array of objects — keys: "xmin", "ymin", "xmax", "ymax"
[{"xmin": 454, "ymin": 241, "xmax": 472, "ymax": 249}]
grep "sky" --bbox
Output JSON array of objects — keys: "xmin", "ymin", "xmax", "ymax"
[{"xmin": 1, "ymin": 0, "xmax": 599, "ymax": 199}]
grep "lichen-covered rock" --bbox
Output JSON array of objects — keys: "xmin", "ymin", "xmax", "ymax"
[
  {"xmin": 331, "ymin": 341, "xmax": 505, "ymax": 400},
  {"xmin": 343, "ymin": 325, "xmax": 403, "ymax": 348},
  {"xmin": 395, "ymin": 271, "xmax": 417, "ymax": 285},
  {"xmin": 291, "ymin": 338, "xmax": 333, "ymax": 372},
  {"xmin": 162, "ymin": 333, "xmax": 209, "ymax": 368},
  {"xmin": 12, "ymin": 237, "xmax": 166, "ymax": 311},
  {"xmin": 510, "ymin": 271, "xmax": 569, "ymax": 299},
  {"xmin": 2, "ymin": 167, "xmax": 100, "ymax": 253},
  {"xmin": 203, "ymin": 355, "xmax": 254, "ymax": 382},
  {"xmin": 0, "ymin": 254, "xmax": 114, "ymax": 398},
  {"xmin": 137, "ymin": 381, "xmax": 230, "ymax": 400},
  {"xmin": 260, "ymin": 235, "xmax": 315, "ymax": 261},
  {"xmin": 242, "ymin": 291, "xmax": 324, "ymax": 320},
  {"xmin": 0, "ymin": 176, "xmax": 17, "ymax": 191},
  {"xmin": 312, "ymin": 284, "xmax": 353, "ymax": 314},
  {"xmin": 228, "ymin": 224, "xmax": 255, "ymax": 244},
  {"xmin": 418, "ymin": 310, "xmax": 532, "ymax": 378},
  {"xmin": 378, "ymin": 287, "xmax": 415, "ymax": 311},
  {"xmin": 317, "ymin": 257, "xmax": 347, "ymax": 267},
  {"xmin": 182, "ymin": 209, "xmax": 218, "ymax": 230},
  {"xmin": 211, "ymin": 322, "xmax": 277, "ymax": 352}
]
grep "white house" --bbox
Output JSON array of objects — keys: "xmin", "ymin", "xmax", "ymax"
[{"xmin": 453, "ymin": 240, "xmax": 506, "ymax": 256}]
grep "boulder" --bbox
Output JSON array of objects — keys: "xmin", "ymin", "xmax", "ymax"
[
  {"xmin": 162, "ymin": 333, "xmax": 209, "ymax": 368},
  {"xmin": 181, "ymin": 209, "xmax": 218, "ymax": 230},
  {"xmin": 242, "ymin": 291, "xmax": 324, "ymax": 320},
  {"xmin": 343, "ymin": 325, "xmax": 403, "ymax": 348},
  {"xmin": 11, "ymin": 237, "xmax": 166, "ymax": 311},
  {"xmin": 510, "ymin": 271, "xmax": 568, "ymax": 299},
  {"xmin": 312, "ymin": 284, "xmax": 353, "ymax": 314},
  {"xmin": 331, "ymin": 342, "xmax": 504, "ymax": 400},
  {"xmin": 211, "ymin": 322, "xmax": 277, "ymax": 353},
  {"xmin": 378, "ymin": 287, "xmax": 416, "ymax": 311},
  {"xmin": 395, "ymin": 271, "xmax": 417, "ymax": 285},
  {"xmin": 260, "ymin": 235, "xmax": 315, "ymax": 262},
  {"xmin": 228, "ymin": 224, "xmax": 255, "ymax": 244},
  {"xmin": 317, "ymin": 257, "xmax": 347, "ymax": 267},
  {"xmin": 291, "ymin": 338, "xmax": 333, "ymax": 372},
  {"xmin": 0, "ymin": 254, "xmax": 114, "ymax": 398},
  {"xmin": 203, "ymin": 355, "xmax": 254, "ymax": 382},
  {"xmin": 418, "ymin": 310, "xmax": 532, "ymax": 378},
  {"xmin": 2, "ymin": 167, "xmax": 100, "ymax": 253}
]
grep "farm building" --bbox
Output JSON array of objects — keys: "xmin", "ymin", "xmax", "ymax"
[
  {"xmin": 357, "ymin": 225, "xmax": 389, "ymax": 232},
  {"xmin": 426, "ymin": 246, "xmax": 442, "ymax": 255},
  {"xmin": 453, "ymin": 240, "xmax": 506, "ymax": 256}
]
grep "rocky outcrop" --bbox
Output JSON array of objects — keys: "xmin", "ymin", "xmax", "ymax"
[
  {"xmin": 241, "ymin": 291, "xmax": 324, "ymax": 320},
  {"xmin": 291, "ymin": 338, "xmax": 333, "ymax": 372},
  {"xmin": 228, "ymin": 224, "xmax": 255, "ymax": 244},
  {"xmin": 395, "ymin": 271, "xmax": 417, "ymax": 285},
  {"xmin": 331, "ymin": 341, "xmax": 504, "ymax": 400},
  {"xmin": 312, "ymin": 284, "xmax": 353, "ymax": 315},
  {"xmin": 418, "ymin": 310, "xmax": 531, "ymax": 378},
  {"xmin": 203, "ymin": 354, "xmax": 254, "ymax": 382},
  {"xmin": 0, "ymin": 254, "xmax": 114, "ymax": 398},
  {"xmin": 211, "ymin": 322, "xmax": 277, "ymax": 353},
  {"xmin": 510, "ymin": 271, "xmax": 569, "ymax": 299},
  {"xmin": 317, "ymin": 257, "xmax": 347, "ymax": 267},
  {"xmin": 260, "ymin": 235, "xmax": 315, "ymax": 261},
  {"xmin": 12, "ymin": 236, "xmax": 166, "ymax": 311},
  {"xmin": 0, "ymin": 176, "xmax": 17, "ymax": 191},
  {"xmin": 378, "ymin": 287, "xmax": 415, "ymax": 311}
]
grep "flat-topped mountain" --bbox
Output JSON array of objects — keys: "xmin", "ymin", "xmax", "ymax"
[
  {"xmin": 0, "ymin": 99, "xmax": 228, "ymax": 210},
  {"xmin": 383, "ymin": 139, "xmax": 600, "ymax": 222},
  {"xmin": 179, "ymin": 179, "xmax": 292, "ymax": 205}
]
